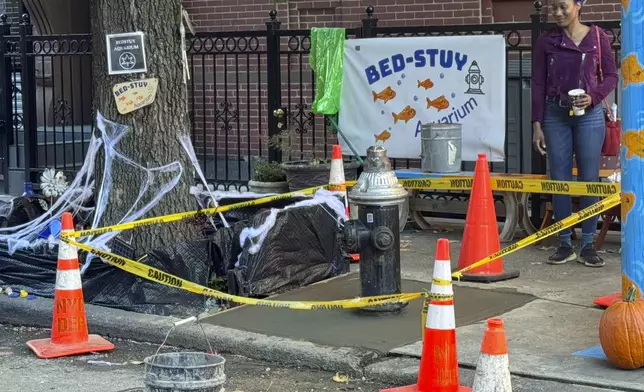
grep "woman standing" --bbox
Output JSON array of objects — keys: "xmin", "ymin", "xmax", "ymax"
[{"xmin": 531, "ymin": 0, "xmax": 618, "ymax": 267}]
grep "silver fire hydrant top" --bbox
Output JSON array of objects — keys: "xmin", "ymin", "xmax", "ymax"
[{"xmin": 348, "ymin": 145, "xmax": 409, "ymax": 206}]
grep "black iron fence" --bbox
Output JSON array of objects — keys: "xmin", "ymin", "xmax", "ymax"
[{"xmin": 0, "ymin": 3, "xmax": 622, "ymax": 213}]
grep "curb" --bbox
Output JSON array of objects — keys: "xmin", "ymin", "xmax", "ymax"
[
  {"xmin": 1, "ymin": 296, "xmax": 641, "ymax": 392},
  {"xmin": 0, "ymin": 296, "xmax": 380, "ymax": 375}
]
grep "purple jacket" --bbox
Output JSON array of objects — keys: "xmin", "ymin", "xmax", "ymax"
[{"xmin": 531, "ymin": 25, "xmax": 618, "ymax": 123}]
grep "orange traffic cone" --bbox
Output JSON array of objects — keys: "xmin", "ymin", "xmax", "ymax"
[
  {"xmin": 330, "ymin": 145, "xmax": 359, "ymax": 262},
  {"xmin": 329, "ymin": 144, "xmax": 350, "ymax": 219},
  {"xmin": 472, "ymin": 318, "xmax": 512, "ymax": 392},
  {"xmin": 456, "ymin": 154, "xmax": 519, "ymax": 283},
  {"xmin": 382, "ymin": 238, "xmax": 471, "ymax": 392},
  {"xmin": 26, "ymin": 212, "xmax": 115, "ymax": 359}
]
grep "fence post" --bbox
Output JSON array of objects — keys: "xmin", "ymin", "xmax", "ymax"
[
  {"xmin": 529, "ymin": 0, "xmax": 547, "ymax": 229},
  {"xmin": 19, "ymin": 13, "xmax": 36, "ymax": 183},
  {"xmin": 362, "ymin": 6, "xmax": 378, "ymax": 38},
  {"xmin": 0, "ymin": 14, "xmax": 11, "ymax": 193},
  {"xmin": 265, "ymin": 10, "xmax": 282, "ymax": 163}
]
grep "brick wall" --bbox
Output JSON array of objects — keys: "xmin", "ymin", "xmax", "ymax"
[
  {"xmin": 182, "ymin": 0, "xmax": 623, "ymax": 182},
  {"xmin": 1, "ymin": 0, "xmax": 21, "ymax": 34},
  {"xmin": 183, "ymin": 0, "xmax": 622, "ymax": 32}
]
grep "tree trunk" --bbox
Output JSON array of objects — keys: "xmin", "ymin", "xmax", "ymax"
[{"xmin": 89, "ymin": 0, "xmax": 198, "ymax": 254}]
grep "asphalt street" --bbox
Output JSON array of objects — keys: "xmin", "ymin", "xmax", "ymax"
[{"xmin": 0, "ymin": 323, "xmax": 625, "ymax": 392}]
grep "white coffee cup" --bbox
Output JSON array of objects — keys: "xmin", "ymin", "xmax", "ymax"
[{"xmin": 568, "ymin": 89, "xmax": 586, "ymax": 116}]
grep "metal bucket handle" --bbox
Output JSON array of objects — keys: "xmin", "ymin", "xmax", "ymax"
[{"xmin": 145, "ymin": 316, "xmax": 215, "ymax": 377}]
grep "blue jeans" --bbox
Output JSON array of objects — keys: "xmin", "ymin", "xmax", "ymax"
[{"xmin": 542, "ymin": 101, "xmax": 606, "ymax": 242}]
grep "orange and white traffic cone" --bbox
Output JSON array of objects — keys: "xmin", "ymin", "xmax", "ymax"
[
  {"xmin": 330, "ymin": 144, "xmax": 359, "ymax": 263},
  {"xmin": 382, "ymin": 238, "xmax": 471, "ymax": 392},
  {"xmin": 422, "ymin": 237, "xmax": 455, "ymax": 344},
  {"xmin": 329, "ymin": 144, "xmax": 350, "ymax": 219},
  {"xmin": 26, "ymin": 212, "xmax": 115, "ymax": 359},
  {"xmin": 472, "ymin": 318, "xmax": 512, "ymax": 392}
]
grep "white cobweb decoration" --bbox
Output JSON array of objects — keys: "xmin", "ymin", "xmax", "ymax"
[
  {"xmin": 0, "ymin": 111, "xmax": 348, "ymax": 274},
  {"xmin": 0, "ymin": 111, "xmax": 192, "ymax": 273}
]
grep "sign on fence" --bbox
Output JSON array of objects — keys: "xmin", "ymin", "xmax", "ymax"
[
  {"xmin": 338, "ymin": 35, "xmax": 506, "ymax": 162},
  {"xmin": 106, "ymin": 31, "xmax": 148, "ymax": 75}
]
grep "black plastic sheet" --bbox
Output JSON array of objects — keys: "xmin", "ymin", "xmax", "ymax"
[
  {"xmin": 227, "ymin": 203, "xmax": 349, "ymax": 297},
  {"xmin": 0, "ymin": 239, "xmax": 211, "ymax": 317},
  {"xmin": 0, "ymin": 197, "xmax": 348, "ymax": 316}
]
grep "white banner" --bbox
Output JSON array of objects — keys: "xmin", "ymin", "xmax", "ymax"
[{"xmin": 338, "ymin": 35, "xmax": 506, "ymax": 162}]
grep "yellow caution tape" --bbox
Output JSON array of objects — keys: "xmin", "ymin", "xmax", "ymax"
[
  {"xmin": 431, "ymin": 277, "xmax": 452, "ymax": 286},
  {"xmin": 61, "ymin": 238, "xmax": 425, "ymax": 310},
  {"xmin": 452, "ymin": 193, "xmax": 621, "ymax": 279},
  {"xmin": 69, "ymin": 175, "xmax": 617, "ymax": 239},
  {"xmin": 58, "ymin": 186, "xmax": 617, "ymax": 312},
  {"xmin": 394, "ymin": 177, "xmax": 620, "ymax": 197},
  {"xmin": 69, "ymin": 184, "xmax": 331, "ymax": 238}
]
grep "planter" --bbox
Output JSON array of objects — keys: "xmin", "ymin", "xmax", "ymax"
[
  {"xmin": 281, "ymin": 159, "xmax": 361, "ymax": 192},
  {"xmin": 248, "ymin": 180, "xmax": 290, "ymax": 194}
]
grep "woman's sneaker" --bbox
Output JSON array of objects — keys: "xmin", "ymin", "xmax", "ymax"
[
  {"xmin": 579, "ymin": 243, "xmax": 605, "ymax": 267},
  {"xmin": 547, "ymin": 245, "xmax": 577, "ymax": 265}
]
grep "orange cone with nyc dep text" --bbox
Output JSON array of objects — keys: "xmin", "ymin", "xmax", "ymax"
[
  {"xmin": 472, "ymin": 318, "xmax": 512, "ymax": 392},
  {"xmin": 456, "ymin": 153, "xmax": 519, "ymax": 283},
  {"xmin": 381, "ymin": 238, "xmax": 471, "ymax": 392},
  {"xmin": 26, "ymin": 212, "xmax": 115, "ymax": 359}
]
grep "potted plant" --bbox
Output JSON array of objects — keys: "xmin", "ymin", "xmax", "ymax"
[
  {"xmin": 248, "ymin": 160, "xmax": 290, "ymax": 194},
  {"xmin": 268, "ymin": 128, "xmax": 361, "ymax": 192}
]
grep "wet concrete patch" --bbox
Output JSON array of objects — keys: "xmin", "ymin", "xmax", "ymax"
[{"xmin": 204, "ymin": 272, "xmax": 535, "ymax": 353}]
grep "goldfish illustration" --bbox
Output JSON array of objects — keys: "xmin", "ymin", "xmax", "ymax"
[
  {"xmin": 622, "ymin": 0, "xmax": 629, "ymax": 12},
  {"xmin": 119, "ymin": 96, "xmax": 127, "ymax": 101},
  {"xmin": 372, "ymin": 86, "xmax": 396, "ymax": 104},
  {"xmin": 623, "ymin": 130, "xmax": 644, "ymax": 159},
  {"xmin": 622, "ymin": 273, "xmax": 642, "ymax": 300},
  {"xmin": 374, "ymin": 130, "xmax": 391, "ymax": 143},
  {"xmin": 392, "ymin": 105, "xmax": 417, "ymax": 124},
  {"xmin": 417, "ymin": 79, "xmax": 434, "ymax": 90},
  {"xmin": 622, "ymin": 192, "xmax": 636, "ymax": 224},
  {"xmin": 621, "ymin": 53, "xmax": 644, "ymax": 88},
  {"xmin": 127, "ymin": 100, "xmax": 134, "ymax": 105},
  {"xmin": 426, "ymin": 95, "xmax": 450, "ymax": 112},
  {"xmin": 137, "ymin": 95, "xmax": 145, "ymax": 100}
]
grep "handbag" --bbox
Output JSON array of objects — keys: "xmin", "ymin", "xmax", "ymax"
[{"xmin": 596, "ymin": 26, "xmax": 621, "ymax": 157}]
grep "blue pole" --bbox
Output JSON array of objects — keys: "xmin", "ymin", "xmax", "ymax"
[{"xmin": 620, "ymin": 0, "xmax": 644, "ymax": 300}]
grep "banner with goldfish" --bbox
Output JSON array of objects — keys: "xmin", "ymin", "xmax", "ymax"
[{"xmin": 338, "ymin": 35, "xmax": 506, "ymax": 162}]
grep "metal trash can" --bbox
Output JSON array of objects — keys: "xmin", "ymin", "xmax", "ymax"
[{"xmin": 420, "ymin": 123, "xmax": 463, "ymax": 173}]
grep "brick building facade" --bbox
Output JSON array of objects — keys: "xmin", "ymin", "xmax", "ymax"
[{"xmin": 181, "ymin": 0, "xmax": 622, "ymax": 32}]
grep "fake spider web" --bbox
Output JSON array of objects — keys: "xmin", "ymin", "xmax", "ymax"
[{"xmin": 0, "ymin": 111, "xmax": 347, "ymax": 272}]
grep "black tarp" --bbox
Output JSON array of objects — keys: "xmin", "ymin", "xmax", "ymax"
[
  {"xmin": 226, "ymin": 203, "xmax": 349, "ymax": 297},
  {"xmin": 0, "ymin": 239, "xmax": 211, "ymax": 317},
  {"xmin": 0, "ymin": 196, "xmax": 349, "ymax": 316}
]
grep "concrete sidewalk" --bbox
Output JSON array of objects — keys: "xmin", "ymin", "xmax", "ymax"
[{"xmin": 0, "ymin": 225, "xmax": 641, "ymax": 391}]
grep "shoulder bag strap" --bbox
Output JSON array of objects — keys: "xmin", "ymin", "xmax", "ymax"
[{"xmin": 595, "ymin": 26, "xmax": 615, "ymax": 121}]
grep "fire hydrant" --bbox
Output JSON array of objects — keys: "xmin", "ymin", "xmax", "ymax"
[{"xmin": 343, "ymin": 145, "xmax": 409, "ymax": 313}]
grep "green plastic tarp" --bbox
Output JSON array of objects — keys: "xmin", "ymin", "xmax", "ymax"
[{"xmin": 309, "ymin": 27, "xmax": 346, "ymax": 116}]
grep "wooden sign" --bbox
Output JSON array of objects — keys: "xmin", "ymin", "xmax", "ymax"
[{"xmin": 112, "ymin": 78, "xmax": 159, "ymax": 114}]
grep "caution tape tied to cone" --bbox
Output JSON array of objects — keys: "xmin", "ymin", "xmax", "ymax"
[
  {"xmin": 57, "ymin": 191, "xmax": 618, "ymax": 312},
  {"xmin": 60, "ymin": 237, "xmax": 424, "ymax": 311},
  {"xmin": 452, "ymin": 192, "xmax": 621, "ymax": 279}
]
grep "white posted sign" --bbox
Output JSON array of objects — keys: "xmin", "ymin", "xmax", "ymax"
[{"xmin": 338, "ymin": 35, "xmax": 506, "ymax": 162}]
